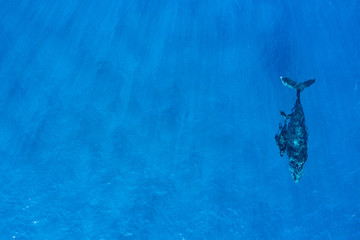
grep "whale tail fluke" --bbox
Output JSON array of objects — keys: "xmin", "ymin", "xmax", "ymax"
[{"xmin": 280, "ymin": 77, "xmax": 315, "ymax": 92}]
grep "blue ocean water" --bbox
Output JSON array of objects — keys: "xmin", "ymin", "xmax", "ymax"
[{"xmin": 1, "ymin": 0, "xmax": 359, "ymax": 239}]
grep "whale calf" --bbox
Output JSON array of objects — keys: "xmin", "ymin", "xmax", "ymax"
[{"xmin": 275, "ymin": 77, "xmax": 315, "ymax": 182}]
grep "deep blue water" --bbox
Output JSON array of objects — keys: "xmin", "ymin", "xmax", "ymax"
[{"xmin": 1, "ymin": 0, "xmax": 360, "ymax": 239}]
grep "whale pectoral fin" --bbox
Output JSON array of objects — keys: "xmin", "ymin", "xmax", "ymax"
[
  {"xmin": 275, "ymin": 122, "xmax": 288, "ymax": 157},
  {"xmin": 281, "ymin": 111, "xmax": 292, "ymax": 119},
  {"xmin": 275, "ymin": 132, "xmax": 287, "ymax": 157}
]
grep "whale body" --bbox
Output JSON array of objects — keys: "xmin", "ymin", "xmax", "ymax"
[{"xmin": 275, "ymin": 77, "xmax": 315, "ymax": 182}]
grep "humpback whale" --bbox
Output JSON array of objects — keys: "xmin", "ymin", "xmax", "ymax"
[{"xmin": 275, "ymin": 77, "xmax": 315, "ymax": 182}]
